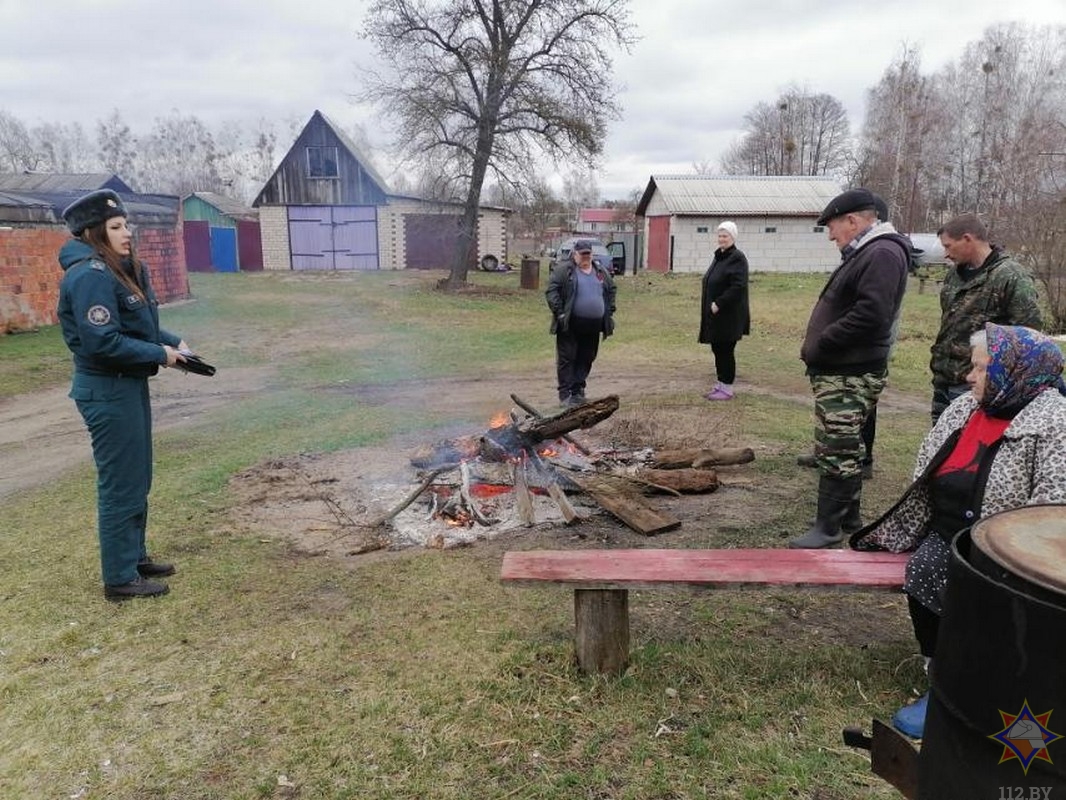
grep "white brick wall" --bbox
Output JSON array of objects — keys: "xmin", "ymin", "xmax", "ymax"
[
  {"xmin": 258, "ymin": 206, "xmax": 291, "ymax": 271},
  {"xmin": 663, "ymin": 216, "xmax": 840, "ymax": 273}
]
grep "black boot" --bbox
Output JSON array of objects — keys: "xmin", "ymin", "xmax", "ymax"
[
  {"xmin": 841, "ymin": 497, "xmax": 863, "ymax": 536},
  {"xmin": 104, "ymin": 575, "xmax": 170, "ymax": 601},
  {"xmin": 789, "ymin": 474, "xmax": 862, "ymax": 549}
]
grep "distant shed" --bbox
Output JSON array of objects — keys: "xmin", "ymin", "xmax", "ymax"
[
  {"xmin": 0, "ymin": 172, "xmax": 188, "ymax": 333},
  {"xmin": 635, "ymin": 175, "xmax": 844, "ymax": 273},
  {"xmin": 182, "ymin": 191, "xmax": 262, "ymax": 272}
]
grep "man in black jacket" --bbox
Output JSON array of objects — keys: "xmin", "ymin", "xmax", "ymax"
[
  {"xmin": 545, "ymin": 239, "xmax": 617, "ymax": 407},
  {"xmin": 789, "ymin": 189, "xmax": 910, "ymax": 548}
]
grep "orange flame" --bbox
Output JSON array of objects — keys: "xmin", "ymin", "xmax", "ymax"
[{"xmin": 489, "ymin": 412, "xmax": 509, "ymax": 429}]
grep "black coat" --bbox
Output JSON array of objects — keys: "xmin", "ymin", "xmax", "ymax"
[
  {"xmin": 800, "ymin": 231, "xmax": 910, "ymax": 375},
  {"xmin": 698, "ymin": 246, "xmax": 750, "ymax": 344}
]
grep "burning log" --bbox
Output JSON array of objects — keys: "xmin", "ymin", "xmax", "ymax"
[
  {"xmin": 509, "ymin": 393, "xmax": 591, "ymax": 455},
  {"xmin": 515, "ymin": 395, "xmax": 620, "ymax": 442},
  {"xmin": 510, "ymin": 462, "xmax": 536, "ymax": 526},
  {"xmin": 369, "ymin": 465, "xmax": 456, "ymax": 528},
  {"xmin": 528, "ymin": 448, "xmax": 580, "ymax": 524},
  {"xmin": 650, "ymin": 447, "xmax": 755, "ymax": 470},
  {"xmin": 460, "ymin": 461, "xmax": 499, "ymax": 526}
]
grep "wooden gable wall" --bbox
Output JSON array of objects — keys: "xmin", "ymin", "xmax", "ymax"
[{"xmin": 255, "ymin": 113, "xmax": 388, "ymax": 207}]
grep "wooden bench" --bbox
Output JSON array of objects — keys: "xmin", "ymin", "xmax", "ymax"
[{"xmin": 501, "ymin": 548, "xmax": 909, "ymax": 675}]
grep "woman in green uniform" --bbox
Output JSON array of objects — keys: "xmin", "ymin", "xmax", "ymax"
[{"xmin": 57, "ymin": 189, "xmax": 189, "ymax": 600}]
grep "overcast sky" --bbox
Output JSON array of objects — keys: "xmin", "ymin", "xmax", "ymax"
[{"xmin": 2, "ymin": 0, "xmax": 1065, "ymax": 199}]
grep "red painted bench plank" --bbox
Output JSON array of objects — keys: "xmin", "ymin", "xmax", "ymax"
[{"xmin": 501, "ymin": 549, "xmax": 908, "ymax": 591}]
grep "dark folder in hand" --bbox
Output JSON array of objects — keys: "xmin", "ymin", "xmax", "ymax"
[{"xmin": 176, "ymin": 353, "xmax": 216, "ymax": 377}]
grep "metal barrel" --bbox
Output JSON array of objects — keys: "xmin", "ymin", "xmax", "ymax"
[
  {"xmin": 520, "ymin": 258, "xmax": 540, "ymax": 290},
  {"xmin": 918, "ymin": 505, "xmax": 1066, "ymax": 797}
]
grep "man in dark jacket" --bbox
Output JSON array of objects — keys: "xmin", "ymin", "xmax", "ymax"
[
  {"xmin": 545, "ymin": 239, "xmax": 616, "ymax": 407},
  {"xmin": 789, "ymin": 189, "xmax": 910, "ymax": 549},
  {"xmin": 929, "ymin": 213, "xmax": 1042, "ymax": 422}
]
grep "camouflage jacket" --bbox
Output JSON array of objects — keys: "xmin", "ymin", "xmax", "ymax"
[{"xmin": 929, "ymin": 249, "xmax": 1042, "ymax": 388}]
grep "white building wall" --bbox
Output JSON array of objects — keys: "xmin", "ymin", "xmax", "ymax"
[
  {"xmin": 667, "ymin": 216, "xmax": 840, "ymax": 273},
  {"xmin": 477, "ymin": 209, "xmax": 507, "ymax": 266},
  {"xmin": 258, "ymin": 205, "xmax": 291, "ymax": 271}
]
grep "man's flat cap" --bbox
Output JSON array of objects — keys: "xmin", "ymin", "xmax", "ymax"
[
  {"xmin": 572, "ymin": 239, "xmax": 597, "ymax": 252},
  {"xmin": 817, "ymin": 188, "xmax": 884, "ymax": 226}
]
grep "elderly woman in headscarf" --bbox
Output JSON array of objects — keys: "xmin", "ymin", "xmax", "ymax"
[{"xmin": 850, "ymin": 323, "xmax": 1066, "ymax": 739}]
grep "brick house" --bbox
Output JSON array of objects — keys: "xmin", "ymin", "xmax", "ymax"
[
  {"xmin": 635, "ymin": 175, "xmax": 844, "ymax": 273},
  {"xmin": 0, "ymin": 173, "xmax": 188, "ymax": 333}
]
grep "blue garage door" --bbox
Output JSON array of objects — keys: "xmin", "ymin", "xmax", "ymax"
[{"xmin": 210, "ymin": 227, "xmax": 238, "ymax": 272}]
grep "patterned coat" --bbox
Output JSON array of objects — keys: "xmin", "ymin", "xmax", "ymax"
[{"xmin": 851, "ymin": 389, "xmax": 1066, "ymax": 555}]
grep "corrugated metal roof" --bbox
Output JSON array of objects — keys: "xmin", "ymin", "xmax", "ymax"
[
  {"xmin": 637, "ymin": 175, "xmax": 843, "ymax": 216},
  {"xmin": 0, "ymin": 188, "xmax": 178, "ymax": 226},
  {"xmin": 188, "ymin": 191, "xmax": 257, "ymax": 219},
  {"xmin": 0, "ymin": 172, "xmax": 132, "ymax": 193}
]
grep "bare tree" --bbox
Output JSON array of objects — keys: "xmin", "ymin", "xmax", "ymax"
[
  {"xmin": 31, "ymin": 121, "xmax": 98, "ymax": 173},
  {"xmin": 858, "ymin": 44, "xmax": 943, "ymax": 231},
  {"xmin": 135, "ymin": 111, "xmax": 225, "ymax": 195},
  {"xmin": 360, "ymin": 0, "xmax": 634, "ymax": 289},
  {"xmin": 562, "ymin": 166, "xmax": 600, "ymax": 229},
  {"xmin": 720, "ymin": 86, "xmax": 851, "ymax": 178},
  {"xmin": 0, "ymin": 110, "xmax": 39, "ymax": 172},
  {"xmin": 96, "ymin": 109, "xmax": 139, "ymax": 186}
]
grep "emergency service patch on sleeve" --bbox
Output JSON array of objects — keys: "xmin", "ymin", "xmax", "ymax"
[{"xmin": 87, "ymin": 305, "xmax": 111, "ymax": 326}]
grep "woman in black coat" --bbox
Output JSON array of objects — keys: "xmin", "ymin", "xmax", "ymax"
[{"xmin": 698, "ymin": 221, "xmax": 750, "ymax": 400}]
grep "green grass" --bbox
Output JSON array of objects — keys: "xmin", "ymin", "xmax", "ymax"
[{"xmin": 0, "ymin": 269, "xmax": 942, "ymax": 799}]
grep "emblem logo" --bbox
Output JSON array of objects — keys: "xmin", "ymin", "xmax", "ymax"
[
  {"xmin": 989, "ymin": 699, "xmax": 1063, "ymax": 775},
  {"xmin": 106, "ymin": 198, "xmax": 117, "ymax": 207},
  {"xmin": 87, "ymin": 305, "xmax": 111, "ymax": 326}
]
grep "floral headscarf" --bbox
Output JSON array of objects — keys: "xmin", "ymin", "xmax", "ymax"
[{"xmin": 982, "ymin": 323, "xmax": 1066, "ymax": 417}]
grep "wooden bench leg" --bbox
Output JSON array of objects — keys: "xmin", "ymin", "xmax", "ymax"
[{"xmin": 574, "ymin": 589, "xmax": 629, "ymax": 675}]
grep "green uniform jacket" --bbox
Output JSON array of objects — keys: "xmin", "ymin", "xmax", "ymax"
[
  {"xmin": 57, "ymin": 239, "xmax": 181, "ymax": 377},
  {"xmin": 930, "ymin": 249, "xmax": 1042, "ymax": 388}
]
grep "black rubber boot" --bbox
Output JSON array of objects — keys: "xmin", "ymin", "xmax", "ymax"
[
  {"xmin": 841, "ymin": 497, "xmax": 863, "ymax": 535},
  {"xmin": 788, "ymin": 474, "xmax": 862, "ymax": 549}
]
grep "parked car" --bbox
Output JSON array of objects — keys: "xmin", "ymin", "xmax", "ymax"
[{"xmin": 551, "ymin": 237, "xmax": 625, "ymax": 276}]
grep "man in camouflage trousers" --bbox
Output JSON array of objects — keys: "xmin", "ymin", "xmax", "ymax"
[
  {"xmin": 930, "ymin": 214, "xmax": 1042, "ymax": 422},
  {"xmin": 790, "ymin": 189, "xmax": 910, "ymax": 549}
]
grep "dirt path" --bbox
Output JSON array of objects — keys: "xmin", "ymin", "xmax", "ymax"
[
  {"xmin": 0, "ymin": 366, "xmax": 272, "ymax": 500},
  {"xmin": 0, "ymin": 360, "xmax": 926, "ymax": 503}
]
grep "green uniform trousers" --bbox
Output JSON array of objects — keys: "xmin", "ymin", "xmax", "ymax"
[
  {"xmin": 72, "ymin": 372, "xmax": 153, "ymax": 586},
  {"xmin": 810, "ymin": 371, "xmax": 887, "ymax": 480}
]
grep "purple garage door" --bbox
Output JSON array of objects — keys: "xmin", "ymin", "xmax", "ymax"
[
  {"xmin": 403, "ymin": 213, "xmax": 477, "ymax": 270},
  {"xmin": 288, "ymin": 206, "xmax": 378, "ymax": 270},
  {"xmin": 237, "ymin": 220, "xmax": 263, "ymax": 271},
  {"xmin": 183, "ymin": 220, "xmax": 213, "ymax": 272}
]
